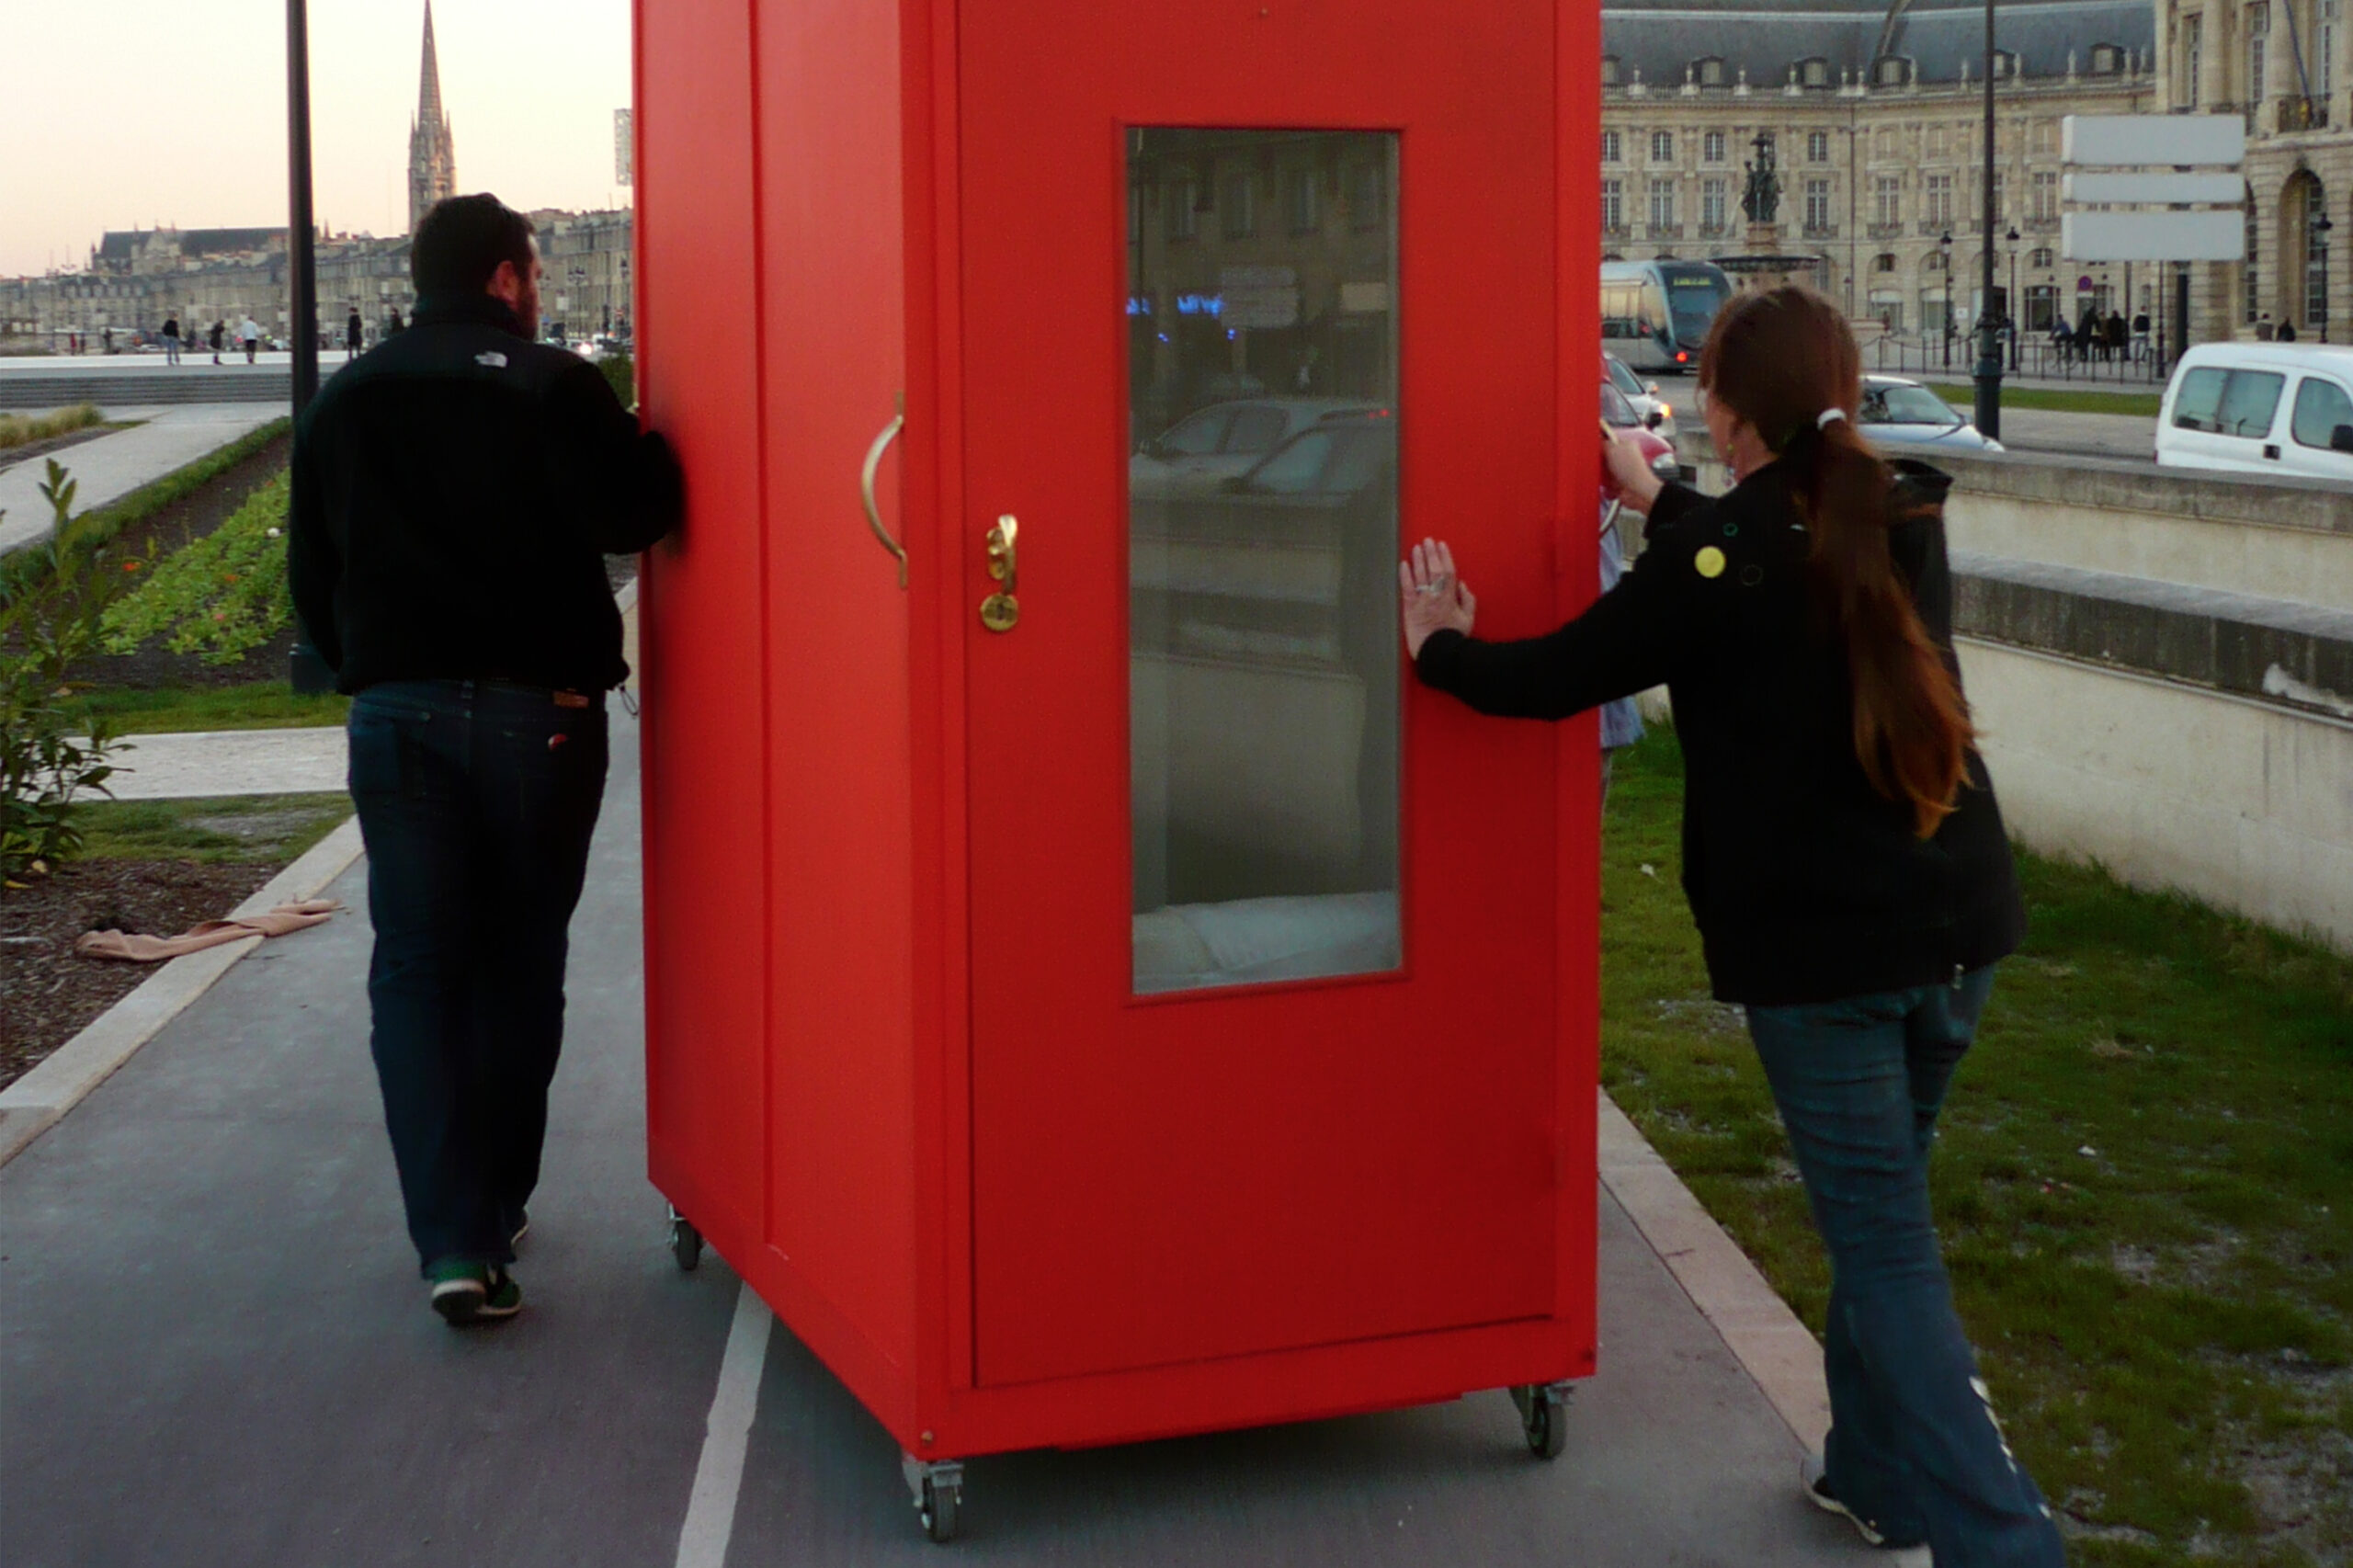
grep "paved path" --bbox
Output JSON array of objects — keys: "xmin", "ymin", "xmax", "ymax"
[
  {"xmin": 0, "ymin": 710, "xmax": 1899, "ymax": 1565},
  {"xmin": 0, "ymin": 403, "xmax": 283, "ymax": 557},
  {"xmin": 101, "ymin": 727, "xmax": 347, "ymax": 801}
]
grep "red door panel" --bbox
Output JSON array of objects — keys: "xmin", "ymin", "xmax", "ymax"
[{"xmin": 961, "ymin": 0, "xmax": 1566, "ymax": 1388}]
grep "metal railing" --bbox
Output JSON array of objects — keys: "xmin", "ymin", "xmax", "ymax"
[{"xmin": 1865, "ymin": 332, "xmax": 2172, "ymax": 384}]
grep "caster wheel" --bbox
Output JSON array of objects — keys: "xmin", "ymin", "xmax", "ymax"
[
  {"xmin": 1512, "ymin": 1382, "xmax": 1570, "ymax": 1460},
  {"xmin": 919, "ymin": 1477, "xmax": 961, "ymax": 1543},
  {"xmin": 668, "ymin": 1207, "xmax": 703, "ymax": 1272}
]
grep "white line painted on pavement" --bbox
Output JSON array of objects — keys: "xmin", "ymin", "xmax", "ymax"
[{"xmin": 675, "ymin": 1281, "xmax": 774, "ymax": 1568}]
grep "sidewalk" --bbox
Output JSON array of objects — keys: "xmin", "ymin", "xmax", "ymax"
[
  {"xmin": 99, "ymin": 727, "xmax": 347, "ymax": 800},
  {"xmin": 0, "ymin": 708, "xmax": 1899, "ymax": 1565},
  {"xmin": 0, "ymin": 403, "xmax": 283, "ymax": 558}
]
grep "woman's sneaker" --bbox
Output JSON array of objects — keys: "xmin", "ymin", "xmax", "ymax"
[
  {"xmin": 1801, "ymin": 1452, "xmax": 1920, "ymax": 1549},
  {"xmin": 427, "ymin": 1260, "xmax": 524, "ymax": 1325}
]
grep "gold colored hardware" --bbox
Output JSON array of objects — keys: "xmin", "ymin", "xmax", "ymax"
[
  {"xmin": 861, "ymin": 411, "xmax": 908, "ymax": 589},
  {"xmin": 980, "ymin": 514, "xmax": 1019, "ymax": 631}
]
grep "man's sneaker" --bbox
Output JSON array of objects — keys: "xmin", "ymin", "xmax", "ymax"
[
  {"xmin": 427, "ymin": 1260, "xmax": 524, "ymax": 1325},
  {"xmin": 1801, "ymin": 1452, "xmax": 1915, "ymax": 1549}
]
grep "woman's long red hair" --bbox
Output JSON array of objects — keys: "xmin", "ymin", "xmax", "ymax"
[{"xmin": 1699, "ymin": 287, "xmax": 1974, "ymax": 838}]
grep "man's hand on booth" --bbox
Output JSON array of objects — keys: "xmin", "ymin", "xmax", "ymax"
[{"xmin": 1400, "ymin": 537, "xmax": 1476, "ymax": 659}]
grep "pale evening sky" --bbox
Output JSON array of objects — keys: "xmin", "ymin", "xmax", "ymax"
[{"xmin": 1, "ymin": 0, "xmax": 632, "ymax": 278}]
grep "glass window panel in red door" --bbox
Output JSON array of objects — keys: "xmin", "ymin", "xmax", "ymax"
[{"xmin": 1127, "ymin": 129, "xmax": 1401, "ymax": 995}]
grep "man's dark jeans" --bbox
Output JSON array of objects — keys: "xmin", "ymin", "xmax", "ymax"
[
  {"xmin": 347, "ymin": 680, "xmax": 608, "ymax": 1275},
  {"xmin": 1746, "ymin": 968, "xmax": 2064, "ymax": 1568}
]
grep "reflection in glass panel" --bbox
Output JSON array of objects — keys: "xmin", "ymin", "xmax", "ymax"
[{"xmin": 1127, "ymin": 128, "xmax": 1401, "ymax": 995}]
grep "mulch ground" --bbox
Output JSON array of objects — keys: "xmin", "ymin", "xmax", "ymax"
[{"xmin": 0, "ymin": 858, "xmax": 275, "ymax": 1092}]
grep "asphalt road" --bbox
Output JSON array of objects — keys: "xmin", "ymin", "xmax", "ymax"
[{"xmin": 0, "ymin": 709, "xmax": 1891, "ymax": 1566}]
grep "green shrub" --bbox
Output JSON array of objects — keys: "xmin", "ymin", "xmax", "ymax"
[
  {"xmin": 100, "ymin": 471, "xmax": 291, "ymax": 665},
  {"xmin": 598, "ymin": 351, "xmax": 634, "ymax": 408},
  {"xmin": 1, "ymin": 462, "xmax": 131, "ymax": 881}
]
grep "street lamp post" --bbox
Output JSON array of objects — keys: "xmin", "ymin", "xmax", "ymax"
[
  {"xmin": 2319, "ymin": 212, "xmax": 2335, "ymax": 343},
  {"xmin": 284, "ymin": 0, "xmax": 334, "ymax": 696},
  {"xmin": 2006, "ymin": 225, "xmax": 2021, "ymax": 370},
  {"xmin": 1940, "ymin": 230, "xmax": 1955, "ymax": 370},
  {"xmin": 1972, "ymin": 0, "xmax": 2004, "ymax": 443}
]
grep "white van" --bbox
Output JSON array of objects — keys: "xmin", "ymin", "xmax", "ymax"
[{"xmin": 2155, "ymin": 342, "xmax": 2353, "ymax": 480}]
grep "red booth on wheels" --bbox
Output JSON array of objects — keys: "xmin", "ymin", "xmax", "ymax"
[{"xmin": 634, "ymin": 0, "xmax": 1604, "ymax": 1540}]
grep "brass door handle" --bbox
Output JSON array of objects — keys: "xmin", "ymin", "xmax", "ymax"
[
  {"xmin": 861, "ymin": 413, "xmax": 908, "ymax": 589},
  {"xmin": 981, "ymin": 514, "xmax": 1019, "ymax": 631}
]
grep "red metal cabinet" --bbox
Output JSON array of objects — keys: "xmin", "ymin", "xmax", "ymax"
[{"xmin": 635, "ymin": 0, "xmax": 1602, "ymax": 1532}]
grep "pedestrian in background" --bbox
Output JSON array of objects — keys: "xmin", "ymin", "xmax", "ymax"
[
  {"xmin": 346, "ymin": 306, "xmax": 364, "ymax": 360},
  {"xmin": 238, "ymin": 315, "xmax": 261, "ymax": 363},
  {"xmin": 385, "ymin": 307, "xmax": 405, "ymax": 337},
  {"xmin": 2279, "ymin": 317, "xmax": 2300, "ymax": 343},
  {"xmin": 290, "ymin": 192, "xmax": 683, "ymax": 1326},
  {"xmin": 2257, "ymin": 312, "xmax": 2277, "ymax": 341},
  {"xmin": 1401, "ymin": 286, "xmax": 2062, "ymax": 1567},
  {"xmin": 162, "ymin": 315, "xmax": 182, "ymax": 366},
  {"xmin": 208, "ymin": 319, "xmax": 225, "ymax": 364},
  {"xmin": 1596, "ymin": 499, "xmax": 1643, "ymax": 804}
]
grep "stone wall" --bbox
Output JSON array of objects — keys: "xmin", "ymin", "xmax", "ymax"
[{"xmin": 1647, "ymin": 435, "xmax": 2353, "ymax": 948}]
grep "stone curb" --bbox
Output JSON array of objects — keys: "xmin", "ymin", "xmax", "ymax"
[
  {"xmin": 0, "ymin": 814, "xmax": 366, "ymax": 1171},
  {"xmin": 1597, "ymin": 1088, "xmax": 1832, "ymax": 1452}
]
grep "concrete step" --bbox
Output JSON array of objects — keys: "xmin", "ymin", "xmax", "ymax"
[{"xmin": 0, "ymin": 372, "xmax": 291, "ymax": 409}]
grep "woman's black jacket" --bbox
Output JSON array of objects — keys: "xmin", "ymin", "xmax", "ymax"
[{"xmin": 1413, "ymin": 458, "xmax": 2025, "ymax": 1006}]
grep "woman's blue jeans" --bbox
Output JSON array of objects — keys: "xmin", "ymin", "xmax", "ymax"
[
  {"xmin": 347, "ymin": 680, "xmax": 608, "ymax": 1275},
  {"xmin": 1746, "ymin": 969, "xmax": 2064, "ymax": 1567}
]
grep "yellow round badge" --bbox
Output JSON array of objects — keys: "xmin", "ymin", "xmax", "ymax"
[{"xmin": 1694, "ymin": 546, "xmax": 1727, "ymax": 579}]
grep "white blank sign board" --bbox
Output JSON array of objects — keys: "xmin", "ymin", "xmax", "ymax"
[
  {"xmin": 2063, "ymin": 115, "xmax": 2246, "ymax": 167},
  {"xmin": 2063, "ymin": 171, "xmax": 2246, "ymax": 205},
  {"xmin": 2063, "ymin": 210, "xmax": 2244, "ymax": 261}
]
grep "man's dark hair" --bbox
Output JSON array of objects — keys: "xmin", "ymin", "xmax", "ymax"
[{"xmin": 412, "ymin": 194, "xmax": 536, "ymax": 297}]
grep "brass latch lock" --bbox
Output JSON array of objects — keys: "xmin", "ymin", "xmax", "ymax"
[{"xmin": 981, "ymin": 514, "xmax": 1019, "ymax": 632}]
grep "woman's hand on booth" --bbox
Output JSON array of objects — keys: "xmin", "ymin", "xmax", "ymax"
[
  {"xmin": 1400, "ymin": 538, "xmax": 1476, "ymax": 659},
  {"xmin": 1601, "ymin": 425, "xmax": 1665, "ymax": 516}
]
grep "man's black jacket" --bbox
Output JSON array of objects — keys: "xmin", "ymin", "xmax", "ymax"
[
  {"xmin": 1414, "ymin": 457, "xmax": 2025, "ymax": 1007},
  {"xmin": 289, "ymin": 293, "xmax": 682, "ymax": 695}
]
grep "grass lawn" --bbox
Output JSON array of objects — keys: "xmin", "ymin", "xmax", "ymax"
[
  {"xmin": 73, "ymin": 792, "xmax": 349, "ymax": 865},
  {"xmin": 1925, "ymin": 382, "xmax": 2163, "ymax": 419},
  {"xmin": 74, "ymin": 681, "xmax": 347, "ymax": 735},
  {"xmin": 1602, "ymin": 725, "xmax": 2352, "ymax": 1566}
]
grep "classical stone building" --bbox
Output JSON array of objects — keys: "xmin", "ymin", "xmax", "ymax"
[
  {"xmin": 0, "ymin": 4, "xmax": 632, "ymax": 353},
  {"xmin": 1603, "ymin": 0, "xmax": 2158, "ymax": 341},
  {"xmin": 2160, "ymin": 0, "xmax": 2353, "ymax": 342},
  {"xmin": 409, "ymin": 1, "xmax": 458, "ymax": 234}
]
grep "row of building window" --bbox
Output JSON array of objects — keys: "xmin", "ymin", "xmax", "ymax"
[
  {"xmin": 2176, "ymin": 0, "xmax": 2338, "ymax": 112},
  {"xmin": 1601, "ymin": 171, "xmax": 2062, "ymax": 230},
  {"xmin": 1137, "ymin": 162, "xmax": 1390, "ymax": 244},
  {"xmin": 1599, "ymin": 44, "xmax": 2132, "ymax": 92},
  {"xmin": 1604, "ymin": 121, "xmax": 2068, "ymax": 166}
]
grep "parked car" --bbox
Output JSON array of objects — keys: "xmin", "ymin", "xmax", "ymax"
[
  {"xmin": 2155, "ymin": 342, "xmax": 2353, "ymax": 480},
  {"xmin": 1605, "ymin": 351, "xmax": 1677, "ymax": 441},
  {"xmin": 1857, "ymin": 373, "xmax": 2005, "ymax": 454},
  {"xmin": 1131, "ymin": 397, "xmax": 1382, "ymax": 501},
  {"xmin": 1602, "ymin": 379, "xmax": 1681, "ymax": 483}
]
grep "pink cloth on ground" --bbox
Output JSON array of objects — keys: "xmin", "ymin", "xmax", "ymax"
[{"xmin": 74, "ymin": 900, "xmax": 340, "ymax": 962}]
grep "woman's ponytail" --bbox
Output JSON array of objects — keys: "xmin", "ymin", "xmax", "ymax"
[
  {"xmin": 1800, "ymin": 418, "xmax": 1974, "ymax": 837},
  {"xmin": 1700, "ymin": 289, "xmax": 1974, "ymax": 838}
]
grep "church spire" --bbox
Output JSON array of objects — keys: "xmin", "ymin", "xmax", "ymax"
[
  {"xmin": 408, "ymin": 1, "xmax": 457, "ymax": 233},
  {"xmin": 418, "ymin": 1, "xmax": 446, "ymax": 130}
]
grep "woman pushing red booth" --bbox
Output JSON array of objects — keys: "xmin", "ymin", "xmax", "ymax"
[{"xmin": 632, "ymin": 0, "xmax": 1603, "ymax": 1540}]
